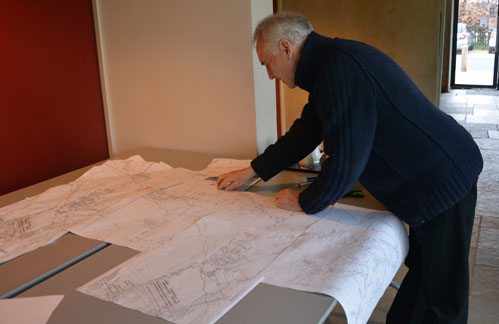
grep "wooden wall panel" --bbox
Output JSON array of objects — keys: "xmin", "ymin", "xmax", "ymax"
[{"xmin": 0, "ymin": 0, "xmax": 108, "ymax": 195}]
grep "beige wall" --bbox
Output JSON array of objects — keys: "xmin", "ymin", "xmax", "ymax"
[
  {"xmin": 280, "ymin": 0, "xmax": 443, "ymax": 131},
  {"xmin": 94, "ymin": 0, "xmax": 261, "ymax": 159},
  {"xmin": 251, "ymin": 0, "xmax": 278, "ymax": 153}
]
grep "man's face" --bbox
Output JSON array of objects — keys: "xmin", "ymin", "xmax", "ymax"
[{"xmin": 256, "ymin": 38, "xmax": 296, "ymax": 88}]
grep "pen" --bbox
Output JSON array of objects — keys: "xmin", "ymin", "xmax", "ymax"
[{"xmin": 296, "ymin": 177, "xmax": 317, "ymax": 187}]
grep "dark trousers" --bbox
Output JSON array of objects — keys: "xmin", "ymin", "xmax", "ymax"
[{"xmin": 386, "ymin": 184, "xmax": 477, "ymax": 324}]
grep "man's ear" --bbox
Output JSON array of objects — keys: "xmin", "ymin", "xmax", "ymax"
[{"xmin": 279, "ymin": 39, "xmax": 293, "ymax": 60}]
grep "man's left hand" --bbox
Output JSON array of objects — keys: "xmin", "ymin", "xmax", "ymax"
[{"xmin": 274, "ymin": 188, "xmax": 302, "ymax": 211}]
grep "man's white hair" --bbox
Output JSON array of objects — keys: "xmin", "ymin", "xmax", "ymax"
[{"xmin": 253, "ymin": 12, "xmax": 313, "ymax": 47}]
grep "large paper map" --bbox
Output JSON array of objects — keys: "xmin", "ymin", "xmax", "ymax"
[
  {"xmin": 0, "ymin": 156, "xmax": 171, "ymax": 263},
  {"xmin": 0, "ymin": 156, "xmax": 408, "ymax": 324}
]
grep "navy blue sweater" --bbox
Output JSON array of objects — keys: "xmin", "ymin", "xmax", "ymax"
[{"xmin": 251, "ymin": 32, "xmax": 483, "ymax": 227}]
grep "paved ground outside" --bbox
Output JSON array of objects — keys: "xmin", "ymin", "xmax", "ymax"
[{"xmin": 454, "ymin": 50, "xmax": 496, "ymax": 86}]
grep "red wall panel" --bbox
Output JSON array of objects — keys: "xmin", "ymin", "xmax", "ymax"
[{"xmin": 0, "ymin": 0, "xmax": 109, "ymax": 195}]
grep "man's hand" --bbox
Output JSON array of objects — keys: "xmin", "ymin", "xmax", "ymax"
[
  {"xmin": 274, "ymin": 188, "xmax": 302, "ymax": 211},
  {"xmin": 216, "ymin": 166, "xmax": 257, "ymax": 191}
]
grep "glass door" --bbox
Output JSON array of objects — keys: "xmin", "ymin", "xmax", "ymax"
[{"xmin": 451, "ymin": 0, "xmax": 499, "ymax": 88}]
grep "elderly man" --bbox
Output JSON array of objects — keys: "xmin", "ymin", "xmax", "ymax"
[{"xmin": 217, "ymin": 12, "xmax": 482, "ymax": 324}]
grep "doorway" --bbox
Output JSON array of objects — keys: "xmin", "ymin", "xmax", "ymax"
[{"xmin": 451, "ymin": 0, "xmax": 499, "ymax": 88}]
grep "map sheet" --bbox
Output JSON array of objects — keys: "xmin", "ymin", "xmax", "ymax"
[
  {"xmin": 0, "ymin": 156, "xmax": 171, "ymax": 263},
  {"xmin": 69, "ymin": 159, "xmax": 261, "ymax": 251}
]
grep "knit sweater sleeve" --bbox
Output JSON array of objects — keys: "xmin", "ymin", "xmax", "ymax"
[
  {"xmin": 299, "ymin": 50, "xmax": 377, "ymax": 214},
  {"xmin": 251, "ymin": 100, "xmax": 323, "ymax": 181}
]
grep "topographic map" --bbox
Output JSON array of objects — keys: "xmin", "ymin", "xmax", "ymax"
[
  {"xmin": 0, "ymin": 156, "xmax": 171, "ymax": 263},
  {"xmin": 0, "ymin": 156, "xmax": 408, "ymax": 324}
]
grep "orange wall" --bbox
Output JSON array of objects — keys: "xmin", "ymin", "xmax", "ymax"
[{"xmin": 279, "ymin": 0, "xmax": 442, "ymax": 131}]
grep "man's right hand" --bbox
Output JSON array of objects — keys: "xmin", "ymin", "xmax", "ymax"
[{"xmin": 216, "ymin": 166, "xmax": 257, "ymax": 191}]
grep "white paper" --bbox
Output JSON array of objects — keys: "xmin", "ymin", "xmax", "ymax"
[
  {"xmin": 0, "ymin": 156, "xmax": 172, "ymax": 263},
  {"xmin": 0, "ymin": 295, "xmax": 64, "ymax": 324},
  {"xmin": 261, "ymin": 204, "xmax": 409, "ymax": 324},
  {"xmin": 197, "ymin": 158, "xmax": 253, "ymax": 177},
  {"xmin": 71, "ymin": 169, "xmax": 222, "ymax": 251}
]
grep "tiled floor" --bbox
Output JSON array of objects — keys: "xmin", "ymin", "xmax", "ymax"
[
  {"xmin": 444, "ymin": 89, "xmax": 499, "ymax": 324},
  {"xmin": 326, "ymin": 89, "xmax": 499, "ymax": 324}
]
